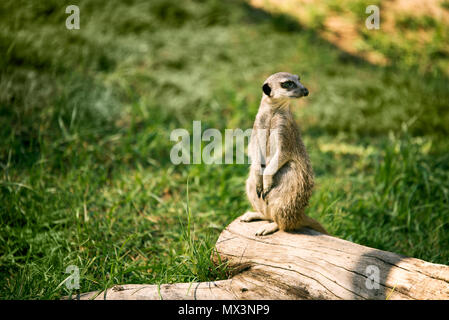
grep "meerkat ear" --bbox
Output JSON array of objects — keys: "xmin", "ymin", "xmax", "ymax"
[{"xmin": 262, "ymin": 83, "xmax": 271, "ymax": 96}]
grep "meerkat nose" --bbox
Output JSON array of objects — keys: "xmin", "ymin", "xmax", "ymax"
[{"xmin": 302, "ymin": 88, "xmax": 309, "ymax": 96}]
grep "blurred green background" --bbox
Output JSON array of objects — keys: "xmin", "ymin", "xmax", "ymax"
[{"xmin": 1, "ymin": 0, "xmax": 449, "ymax": 299}]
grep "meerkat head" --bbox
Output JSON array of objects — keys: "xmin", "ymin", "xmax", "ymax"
[{"xmin": 261, "ymin": 72, "xmax": 309, "ymax": 101}]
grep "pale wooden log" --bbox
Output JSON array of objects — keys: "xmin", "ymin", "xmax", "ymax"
[{"xmin": 76, "ymin": 216, "xmax": 449, "ymax": 300}]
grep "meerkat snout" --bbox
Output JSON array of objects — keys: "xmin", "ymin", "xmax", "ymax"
[{"xmin": 262, "ymin": 72, "xmax": 309, "ymax": 100}]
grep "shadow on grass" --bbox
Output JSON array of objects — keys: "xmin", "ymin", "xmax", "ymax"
[{"xmin": 3, "ymin": 0, "xmax": 449, "ymax": 171}]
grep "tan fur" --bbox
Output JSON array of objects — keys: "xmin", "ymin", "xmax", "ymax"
[{"xmin": 242, "ymin": 72, "xmax": 328, "ymax": 236}]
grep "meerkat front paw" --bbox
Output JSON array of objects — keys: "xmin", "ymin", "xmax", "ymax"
[
  {"xmin": 262, "ymin": 175, "xmax": 273, "ymax": 199},
  {"xmin": 261, "ymin": 186, "xmax": 272, "ymax": 200},
  {"xmin": 256, "ymin": 179, "xmax": 263, "ymax": 198},
  {"xmin": 255, "ymin": 222, "xmax": 279, "ymax": 236}
]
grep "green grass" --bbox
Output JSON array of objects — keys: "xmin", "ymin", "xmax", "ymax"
[{"xmin": 1, "ymin": 0, "xmax": 448, "ymax": 299}]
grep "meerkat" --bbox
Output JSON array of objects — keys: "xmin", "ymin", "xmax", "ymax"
[{"xmin": 241, "ymin": 72, "xmax": 328, "ymax": 236}]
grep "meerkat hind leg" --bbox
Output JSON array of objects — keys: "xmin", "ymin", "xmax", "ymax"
[
  {"xmin": 240, "ymin": 211, "xmax": 266, "ymax": 222},
  {"xmin": 255, "ymin": 222, "xmax": 279, "ymax": 236}
]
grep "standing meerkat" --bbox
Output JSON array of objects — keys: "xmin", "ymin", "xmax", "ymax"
[{"xmin": 242, "ymin": 72, "xmax": 328, "ymax": 236}]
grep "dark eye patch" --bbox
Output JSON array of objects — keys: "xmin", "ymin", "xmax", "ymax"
[{"xmin": 281, "ymin": 81, "xmax": 297, "ymax": 89}]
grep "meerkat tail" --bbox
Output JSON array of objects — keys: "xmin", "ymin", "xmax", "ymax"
[{"xmin": 302, "ymin": 215, "xmax": 329, "ymax": 235}]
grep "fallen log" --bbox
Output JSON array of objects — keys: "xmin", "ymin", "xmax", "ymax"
[{"xmin": 77, "ymin": 216, "xmax": 449, "ymax": 300}]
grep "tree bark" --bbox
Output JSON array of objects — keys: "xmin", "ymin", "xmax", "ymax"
[{"xmin": 76, "ymin": 216, "xmax": 449, "ymax": 300}]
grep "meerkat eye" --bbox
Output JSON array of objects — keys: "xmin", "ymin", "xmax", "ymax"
[{"xmin": 281, "ymin": 81, "xmax": 297, "ymax": 89}]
